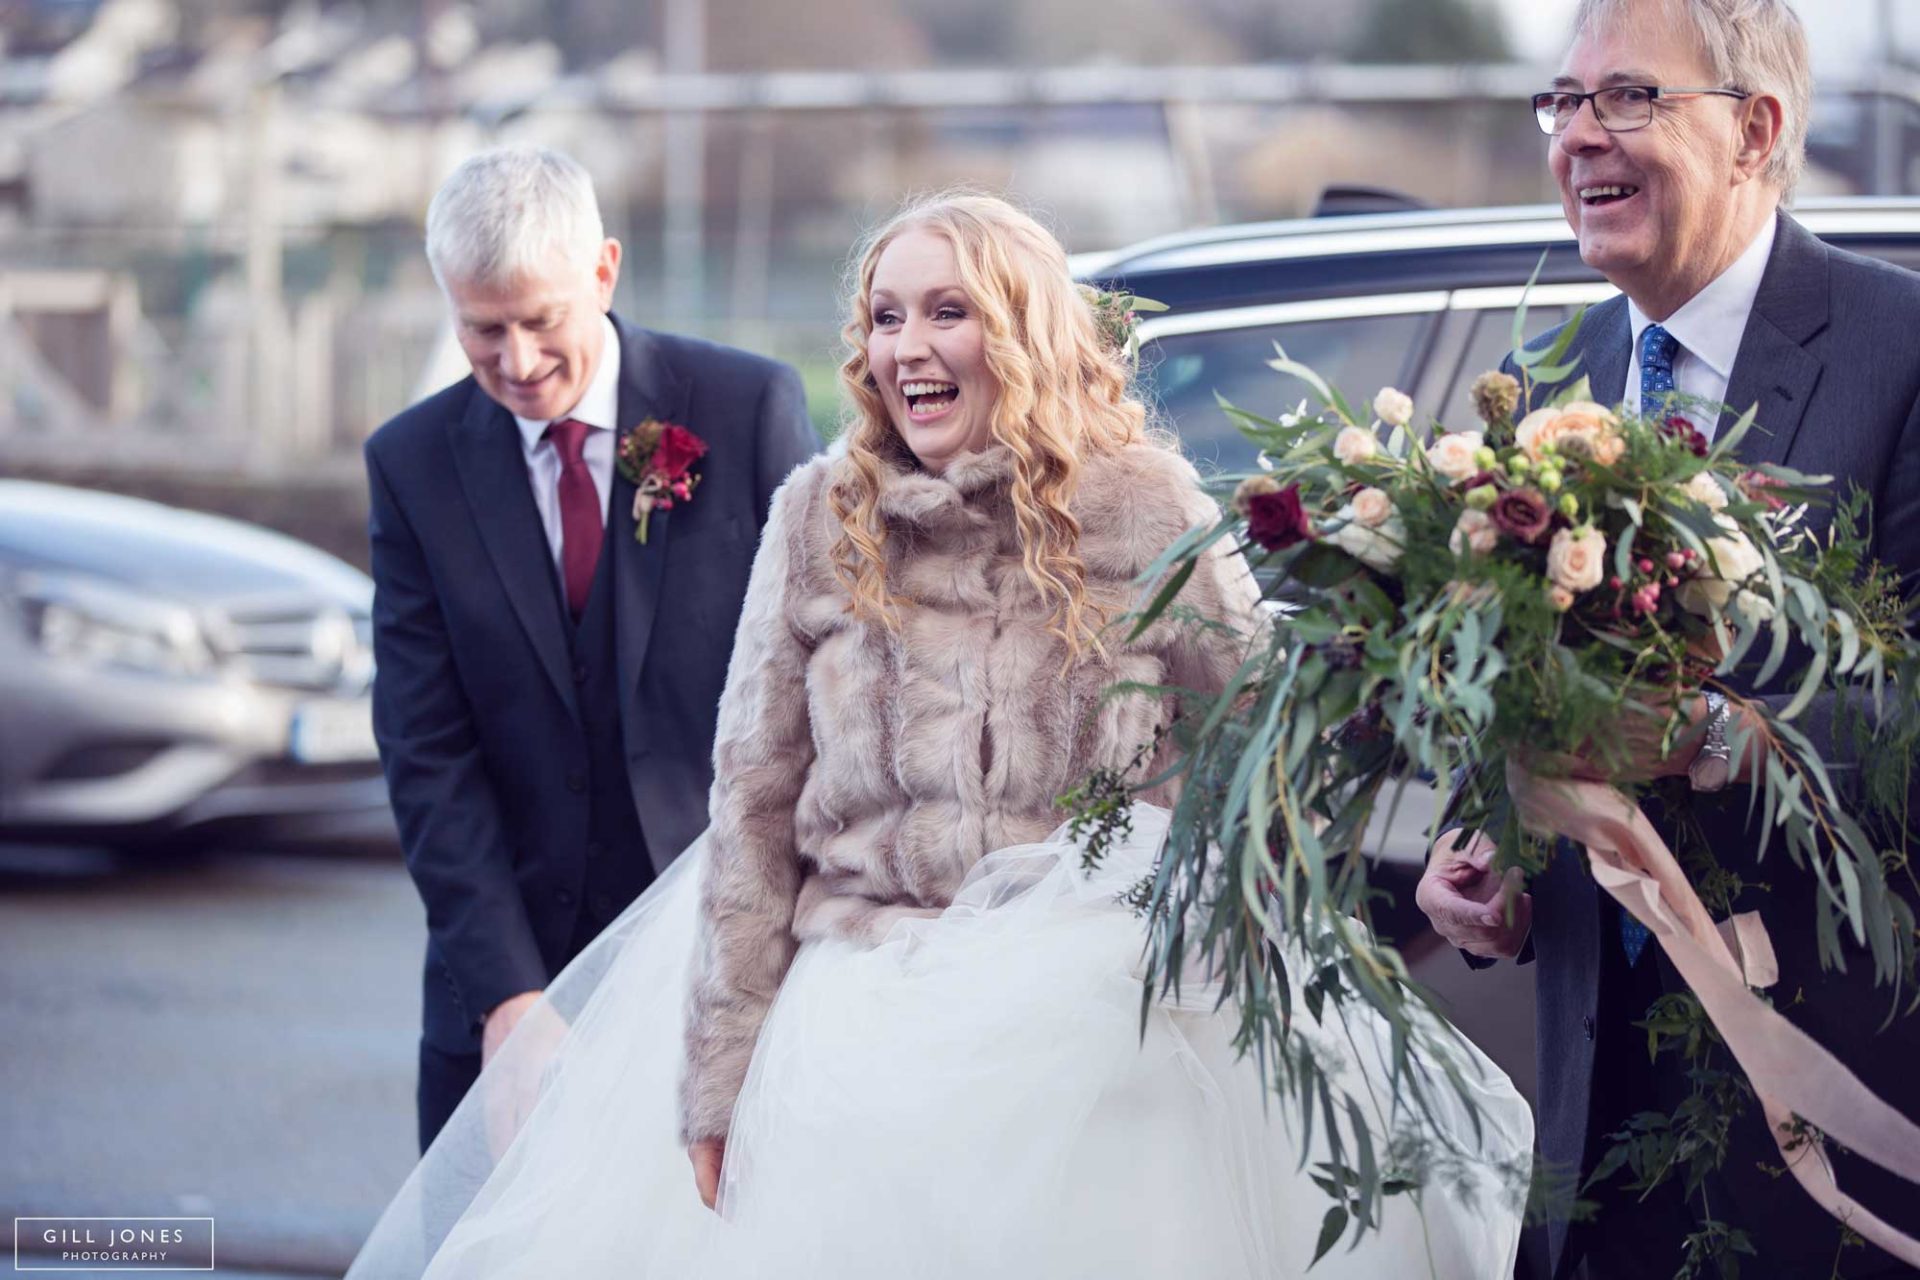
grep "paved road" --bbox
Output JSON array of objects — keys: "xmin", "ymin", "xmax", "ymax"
[
  {"xmin": 0, "ymin": 843, "xmax": 424, "ymax": 1278},
  {"xmin": 0, "ymin": 839, "xmax": 1537, "ymax": 1280}
]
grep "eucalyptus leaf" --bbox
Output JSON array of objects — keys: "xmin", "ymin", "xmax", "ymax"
[
  {"xmin": 1547, "ymin": 375, "xmax": 1595, "ymax": 408},
  {"xmin": 1509, "ymin": 252, "xmax": 1550, "ymax": 356},
  {"xmin": 1712, "ymin": 402, "xmax": 1760, "ymax": 459},
  {"xmin": 1311, "ymin": 1206, "xmax": 1350, "ymax": 1267}
]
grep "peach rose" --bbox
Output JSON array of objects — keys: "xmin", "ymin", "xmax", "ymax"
[
  {"xmin": 1517, "ymin": 402, "xmax": 1623, "ymax": 466},
  {"xmin": 1449, "ymin": 508, "xmax": 1498, "ymax": 556},
  {"xmin": 1589, "ymin": 432, "xmax": 1627, "ymax": 466},
  {"xmin": 1350, "ymin": 486, "xmax": 1394, "ymax": 528},
  {"xmin": 1334, "ymin": 426, "xmax": 1379, "ymax": 465},
  {"xmin": 1373, "ymin": 387, "xmax": 1414, "ymax": 429},
  {"xmin": 1556, "ymin": 401, "xmax": 1619, "ymax": 433},
  {"xmin": 1425, "ymin": 430, "xmax": 1485, "ymax": 482},
  {"xmin": 1546, "ymin": 526, "xmax": 1607, "ymax": 593},
  {"xmin": 1514, "ymin": 407, "xmax": 1559, "ymax": 456},
  {"xmin": 1546, "ymin": 584, "xmax": 1575, "ymax": 612}
]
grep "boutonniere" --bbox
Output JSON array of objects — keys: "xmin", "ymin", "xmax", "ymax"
[{"xmin": 616, "ymin": 420, "xmax": 707, "ymax": 544}]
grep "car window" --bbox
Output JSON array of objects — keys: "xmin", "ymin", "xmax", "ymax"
[
  {"xmin": 1139, "ymin": 312, "xmax": 1436, "ymax": 473},
  {"xmin": 1436, "ymin": 306, "xmax": 1570, "ymax": 429}
]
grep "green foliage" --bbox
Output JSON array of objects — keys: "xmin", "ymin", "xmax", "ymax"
[{"xmin": 1073, "ymin": 306, "xmax": 1920, "ymax": 1263}]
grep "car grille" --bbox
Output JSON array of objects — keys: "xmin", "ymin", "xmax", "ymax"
[{"xmin": 219, "ymin": 602, "xmax": 375, "ymax": 695}]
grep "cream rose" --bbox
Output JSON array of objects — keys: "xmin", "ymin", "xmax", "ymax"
[
  {"xmin": 1677, "ymin": 518, "xmax": 1767, "ymax": 615},
  {"xmin": 1333, "ymin": 426, "xmax": 1379, "ymax": 465},
  {"xmin": 1329, "ymin": 505, "xmax": 1406, "ymax": 572},
  {"xmin": 1350, "ymin": 486, "xmax": 1395, "ymax": 528},
  {"xmin": 1373, "ymin": 387, "xmax": 1414, "ymax": 429},
  {"xmin": 1547, "ymin": 584, "xmax": 1575, "ymax": 612},
  {"xmin": 1733, "ymin": 588, "xmax": 1777, "ymax": 623},
  {"xmin": 1425, "ymin": 430, "xmax": 1485, "ymax": 482},
  {"xmin": 1545, "ymin": 526, "xmax": 1607, "ymax": 593},
  {"xmin": 1449, "ymin": 508, "xmax": 1498, "ymax": 556},
  {"xmin": 1684, "ymin": 472, "xmax": 1728, "ymax": 511}
]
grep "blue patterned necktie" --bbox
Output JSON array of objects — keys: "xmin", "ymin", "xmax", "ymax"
[
  {"xmin": 1621, "ymin": 904, "xmax": 1651, "ymax": 967},
  {"xmin": 1639, "ymin": 323, "xmax": 1680, "ymax": 416},
  {"xmin": 1620, "ymin": 323, "xmax": 1679, "ymax": 969}
]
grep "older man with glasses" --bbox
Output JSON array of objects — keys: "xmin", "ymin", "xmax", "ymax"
[{"xmin": 1417, "ymin": 1, "xmax": 1920, "ymax": 1278}]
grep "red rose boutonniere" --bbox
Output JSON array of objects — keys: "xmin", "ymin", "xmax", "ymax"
[{"xmin": 616, "ymin": 420, "xmax": 707, "ymax": 544}]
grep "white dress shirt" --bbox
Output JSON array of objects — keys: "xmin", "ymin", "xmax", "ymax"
[
  {"xmin": 1624, "ymin": 217, "xmax": 1776, "ymax": 443},
  {"xmin": 513, "ymin": 314, "xmax": 622, "ymax": 576}
]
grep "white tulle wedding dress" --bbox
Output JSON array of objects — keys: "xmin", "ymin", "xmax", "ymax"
[{"xmin": 346, "ymin": 805, "xmax": 1531, "ymax": 1279}]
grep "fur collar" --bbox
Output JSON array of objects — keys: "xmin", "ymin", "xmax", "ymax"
[
  {"xmin": 857, "ymin": 439, "xmax": 1211, "ymax": 574},
  {"xmin": 871, "ymin": 444, "xmax": 1018, "ymax": 528}
]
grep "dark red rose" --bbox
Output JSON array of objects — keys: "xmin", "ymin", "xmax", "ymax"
[
  {"xmin": 1661, "ymin": 415, "xmax": 1709, "ymax": 458},
  {"xmin": 1490, "ymin": 487, "xmax": 1552, "ymax": 544},
  {"xmin": 650, "ymin": 424, "xmax": 708, "ymax": 478},
  {"xmin": 1246, "ymin": 485, "xmax": 1313, "ymax": 551}
]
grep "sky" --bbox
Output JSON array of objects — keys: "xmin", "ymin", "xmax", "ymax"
[{"xmin": 1494, "ymin": 1, "xmax": 1909, "ymax": 72}]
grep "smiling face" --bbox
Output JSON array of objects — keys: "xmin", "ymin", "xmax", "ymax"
[
  {"xmin": 1550, "ymin": 1, "xmax": 1778, "ymax": 319},
  {"xmin": 445, "ymin": 238, "xmax": 621, "ymax": 422},
  {"xmin": 865, "ymin": 228, "xmax": 997, "ymax": 473}
]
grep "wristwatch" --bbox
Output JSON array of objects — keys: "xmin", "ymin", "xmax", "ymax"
[{"xmin": 1687, "ymin": 691, "xmax": 1734, "ymax": 793}]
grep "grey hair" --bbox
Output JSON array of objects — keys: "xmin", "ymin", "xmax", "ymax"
[
  {"xmin": 1573, "ymin": 0, "xmax": 1811, "ymax": 196},
  {"xmin": 425, "ymin": 145, "xmax": 606, "ymax": 289}
]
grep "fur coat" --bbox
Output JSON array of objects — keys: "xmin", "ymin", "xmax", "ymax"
[{"xmin": 678, "ymin": 440, "xmax": 1263, "ymax": 1143}]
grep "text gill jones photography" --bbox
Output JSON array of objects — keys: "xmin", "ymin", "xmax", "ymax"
[{"xmin": 4, "ymin": 0, "xmax": 1920, "ymax": 1277}]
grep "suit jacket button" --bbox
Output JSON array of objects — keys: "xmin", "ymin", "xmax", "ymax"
[
  {"xmin": 567, "ymin": 770, "xmax": 587, "ymax": 793},
  {"xmin": 1582, "ymin": 1015, "xmax": 1595, "ymax": 1041},
  {"xmin": 586, "ymin": 840, "xmax": 607, "ymax": 859},
  {"xmin": 592, "ymin": 891, "xmax": 615, "ymax": 916},
  {"xmin": 555, "ymin": 888, "xmax": 575, "ymax": 907}
]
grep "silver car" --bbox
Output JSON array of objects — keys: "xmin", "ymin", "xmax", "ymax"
[{"xmin": 0, "ymin": 480, "xmax": 393, "ymax": 850}]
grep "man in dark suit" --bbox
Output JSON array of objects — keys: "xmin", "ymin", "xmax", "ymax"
[
  {"xmin": 367, "ymin": 146, "xmax": 821, "ymax": 1152},
  {"xmin": 1416, "ymin": 2, "xmax": 1920, "ymax": 1277}
]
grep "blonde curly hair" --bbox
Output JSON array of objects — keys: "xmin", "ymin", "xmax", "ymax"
[{"xmin": 831, "ymin": 191, "xmax": 1156, "ymax": 657}]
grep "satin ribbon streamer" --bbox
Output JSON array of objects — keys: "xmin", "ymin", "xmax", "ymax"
[{"xmin": 1506, "ymin": 763, "xmax": 1920, "ymax": 1266}]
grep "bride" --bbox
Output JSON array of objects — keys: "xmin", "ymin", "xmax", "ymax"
[{"xmin": 346, "ymin": 193, "xmax": 1530, "ymax": 1279}]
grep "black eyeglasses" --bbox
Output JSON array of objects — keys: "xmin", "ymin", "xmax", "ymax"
[{"xmin": 1531, "ymin": 85, "xmax": 1750, "ymax": 135}]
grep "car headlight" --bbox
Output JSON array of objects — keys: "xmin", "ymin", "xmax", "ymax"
[{"xmin": 16, "ymin": 571, "xmax": 215, "ymax": 677}]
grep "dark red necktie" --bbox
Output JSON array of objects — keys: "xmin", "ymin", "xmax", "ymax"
[{"xmin": 545, "ymin": 418, "xmax": 603, "ymax": 620}]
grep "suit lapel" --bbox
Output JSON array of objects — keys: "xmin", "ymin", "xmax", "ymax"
[
  {"xmin": 448, "ymin": 387, "xmax": 581, "ymax": 723},
  {"xmin": 1720, "ymin": 215, "xmax": 1830, "ymax": 469},
  {"xmin": 1526, "ymin": 295, "xmax": 1631, "ymax": 413},
  {"xmin": 608, "ymin": 317, "xmax": 692, "ymax": 732},
  {"xmin": 1721, "ymin": 317, "xmax": 1822, "ymax": 469},
  {"xmin": 1578, "ymin": 294, "xmax": 1632, "ymax": 408}
]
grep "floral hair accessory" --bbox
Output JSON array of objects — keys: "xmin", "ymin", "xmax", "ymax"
[{"xmin": 1076, "ymin": 284, "xmax": 1167, "ymax": 367}]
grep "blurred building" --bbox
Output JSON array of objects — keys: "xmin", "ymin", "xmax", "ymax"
[{"xmin": 0, "ymin": 0, "xmax": 1912, "ymax": 474}]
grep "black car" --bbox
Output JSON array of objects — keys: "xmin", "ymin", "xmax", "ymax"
[{"xmin": 1085, "ymin": 197, "xmax": 1920, "ymax": 472}]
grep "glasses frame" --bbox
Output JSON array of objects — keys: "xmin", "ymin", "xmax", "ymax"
[{"xmin": 1531, "ymin": 85, "xmax": 1751, "ymax": 135}]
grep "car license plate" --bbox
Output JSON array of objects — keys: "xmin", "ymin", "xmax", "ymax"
[{"xmin": 289, "ymin": 698, "xmax": 378, "ymax": 764}]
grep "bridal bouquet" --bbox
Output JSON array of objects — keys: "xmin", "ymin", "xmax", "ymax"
[{"xmin": 1073, "ymin": 304, "xmax": 1920, "ymax": 1267}]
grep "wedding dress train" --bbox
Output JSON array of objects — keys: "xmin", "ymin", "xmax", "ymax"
[{"xmin": 346, "ymin": 806, "xmax": 1531, "ymax": 1279}]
